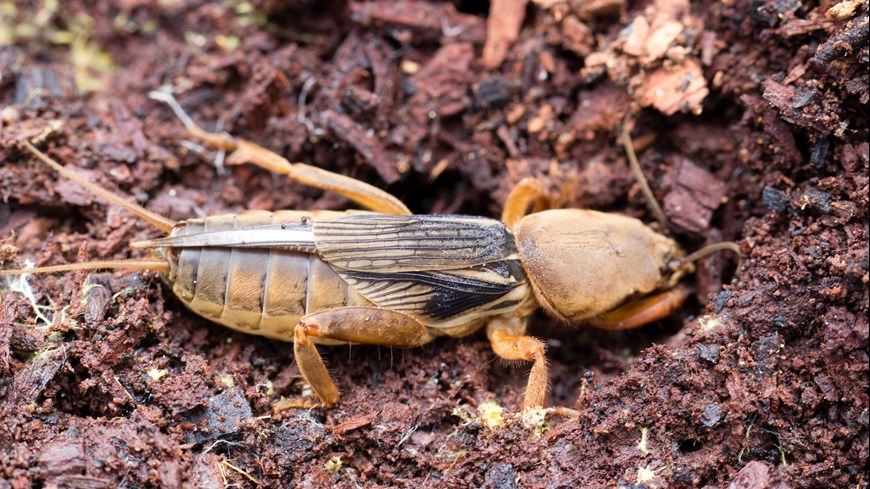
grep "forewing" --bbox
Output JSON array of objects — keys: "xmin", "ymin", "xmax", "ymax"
[
  {"xmin": 313, "ymin": 213, "xmax": 517, "ymax": 271},
  {"xmin": 313, "ymin": 213, "xmax": 527, "ymax": 323}
]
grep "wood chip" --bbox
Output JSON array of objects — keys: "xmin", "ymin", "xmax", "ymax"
[
  {"xmin": 636, "ymin": 59, "xmax": 709, "ymax": 115},
  {"xmin": 663, "ymin": 156, "xmax": 726, "ymax": 235},
  {"xmin": 482, "ymin": 0, "xmax": 529, "ymax": 69}
]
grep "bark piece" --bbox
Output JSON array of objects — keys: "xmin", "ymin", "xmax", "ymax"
[
  {"xmin": 637, "ymin": 59, "xmax": 709, "ymax": 115},
  {"xmin": 663, "ymin": 156, "xmax": 726, "ymax": 235},
  {"xmin": 482, "ymin": 0, "xmax": 529, "ymax": 69},
  {"xmin": 350, "ymin": 0, "xmax": 485, "ymax": 43},
  {"xmin": 322, "ymin": 110, "xmax": 401, "ymax": 183}
]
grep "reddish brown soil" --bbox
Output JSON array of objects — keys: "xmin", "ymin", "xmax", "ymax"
[{"xmin": 0, "ymin": 1, "xmax": 867, "ymax": 488}]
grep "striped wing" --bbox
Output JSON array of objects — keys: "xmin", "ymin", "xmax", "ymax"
[
  {"xmin": 313, "ymin": 213, "xmax": 528, "ymax": 324},
  {"xmin": 313, "ymin": 213, "xmax": 516, "ymax": 271}
]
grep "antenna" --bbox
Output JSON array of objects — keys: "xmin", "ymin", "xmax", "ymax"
[{"xmin": 24, "ymin": 142, "xmax": 178, "ymax": 233}]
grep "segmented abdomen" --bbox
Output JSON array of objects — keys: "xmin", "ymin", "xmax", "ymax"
[{"xmin": 168, "ymin": 210, "xmax": 371, "ymax": 341}]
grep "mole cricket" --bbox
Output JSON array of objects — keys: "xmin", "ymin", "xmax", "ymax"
[{"xmin": 1, "ymin": 95, "xmax": 738, "ymax": 410}]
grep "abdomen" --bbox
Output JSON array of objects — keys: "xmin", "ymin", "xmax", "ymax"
[{"xmin": 168, "ymin": 210, "xmax": 372, "ymax": 342}]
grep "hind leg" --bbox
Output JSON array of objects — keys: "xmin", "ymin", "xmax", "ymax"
[
  {"xmin": 275, "ymin": 307, "xmax": 435, "ymax": 410},
  {"xmin": 151, "ymin": 91, "xmax": 411, "ymax": 215}
]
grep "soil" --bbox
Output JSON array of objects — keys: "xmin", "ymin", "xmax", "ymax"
[{"xmin": 0, "ymin": 1, "xmax": 867, "ymax": 488}]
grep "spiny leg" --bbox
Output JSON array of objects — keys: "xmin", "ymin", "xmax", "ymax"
[
  {"xmin": 501, "ymin": 177, "xmax": 550, "ymax": 230},
  {"xmin": 150, "ymin": 91, "xmax": 411, "ymax": 216},
  {"xmin": 279, "ymin": 307, "xmax": 435, "ymax": 410},
  {"xmin": 588, "ymin": 284, "xmax": 691, "ymax": 330},
  {"xmin": 486, "ymin": 318, "xmax": 548, "ymax": 410}
]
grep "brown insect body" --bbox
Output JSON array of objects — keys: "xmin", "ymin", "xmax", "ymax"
[
  {"xmin": 3, "ymin": 120, "xmax": 730, "ymax": 411},
  {"xmin": 146, "ymin": 206, "xmax": 684, "ymax": 347}
]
